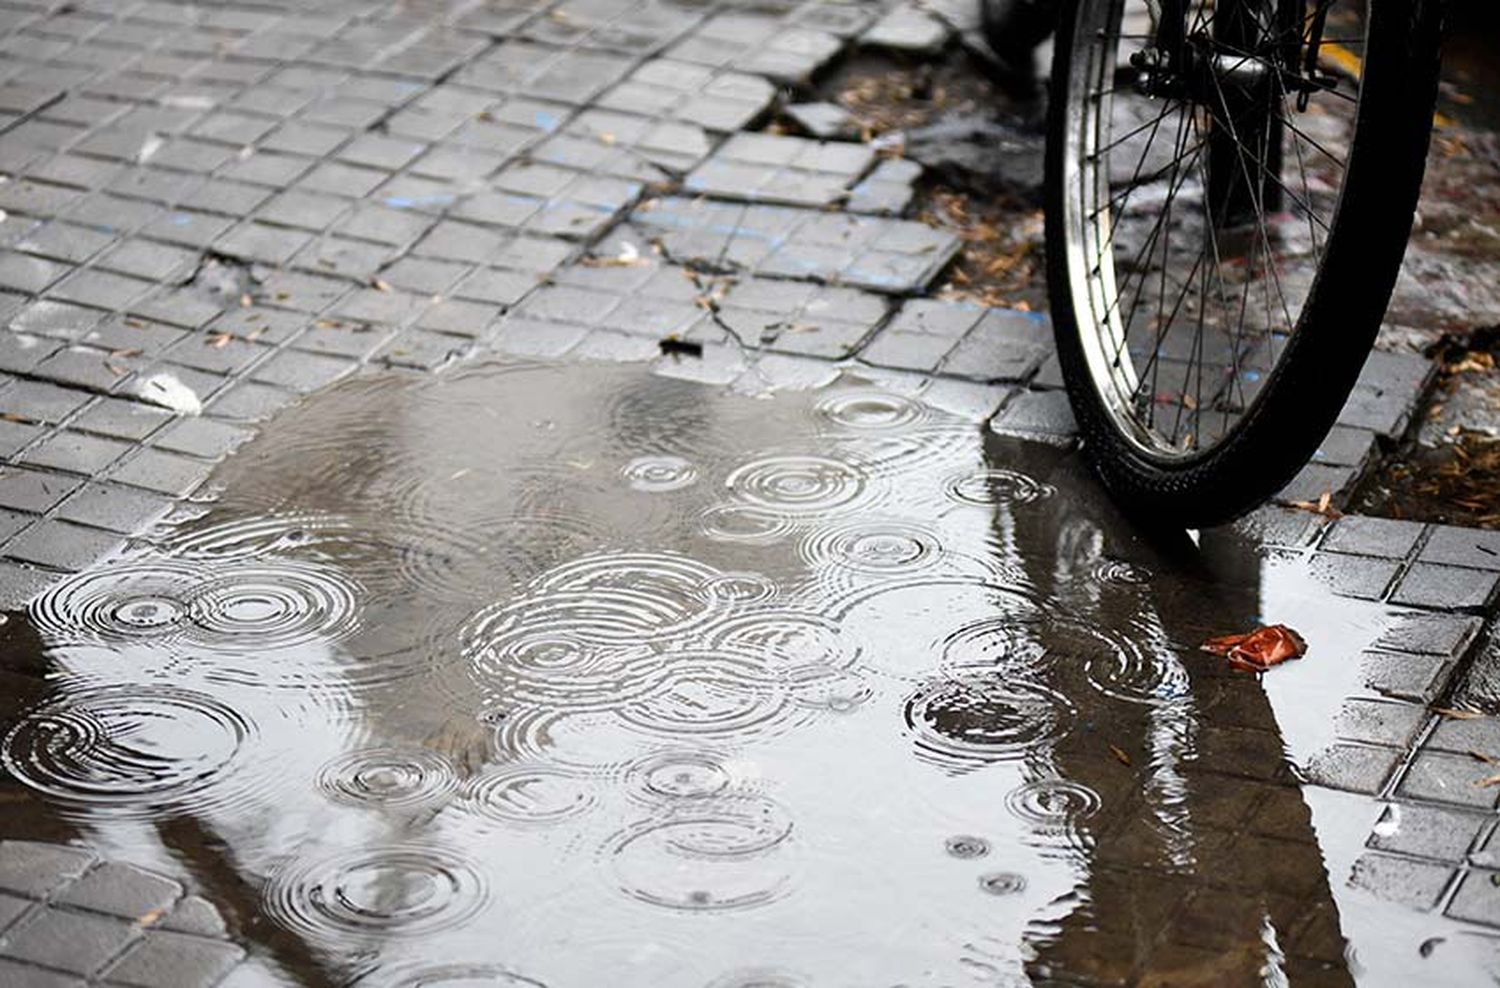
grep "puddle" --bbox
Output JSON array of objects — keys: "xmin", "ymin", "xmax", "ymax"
[{"xmin": 0, "ymin": 359, "xmax": 1492, "ymax": 985}]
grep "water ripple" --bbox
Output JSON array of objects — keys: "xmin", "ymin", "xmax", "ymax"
[
  {"xmin": 607, "ymin": 797, "xmax": 795, "ymax": 912},
  {"xmin": 265, "ymin": 844, "xmax": 488, "ymax": 944},
  {"xmin": 317, "ymin": 748, "xmax": 458, "ymax": 809},
  {"xmin": 622, "ymin": 454, "xmax": 698, "ymax": 492},
  {"xmin": 464, "ymin": 763, "xmax": 597, "ymax": 826},
  {"xmin": 726, "ymin": 453, "xmax": 869, "ymax": 516},
  {"xmin": 2, "ymin": 685, "xmax": 251, "ymax": 817},
  {"xmin": 943, "ymin": 468, "xmax": 1056, "ymax": 506},
  {"xmin": 903, "ymin": 674, "xmax": 1073, "ymax": 768}
]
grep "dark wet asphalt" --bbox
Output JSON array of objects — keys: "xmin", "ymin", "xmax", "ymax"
[{"xmin": 1, "ymin": 359, "xmax": 1487, "ymax": 985}]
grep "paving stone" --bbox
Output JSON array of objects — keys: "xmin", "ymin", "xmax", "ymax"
[
  {"xmin": 55, "ymin": 482, "xmax": 173, "ymax": 534},
  {"xmin": 0, "ymin": 956, "xmax": 87, "ymax": 987},
  {"xmin": 0, "ymin": 906, "xmax": 137, "ymax": 976},
  {"xmin": 452, "ymin": 162, "xmax": 640, "ymax": 240},
  {"xmin": 251, "ymin": 350, "xmax": 356, "ymax": 393},
  {"xmin": 846, "ymin": 157, "xmax": 922, "ymax": 215},
  {"xmin": 17, "ymin": 430, "xmax": 130, "ymax": 475},
  {"xmin": 10, "ymin": 301, "xmax": 106, "ymax": 343},
  {"xmin": 4, "ymin": 518, "xmax": 123, "ymax": 570},
  {"xmin": 1276, "ymin": 462, "xmax": 1358, "ymax": 506},
  {"xmin": 1360, "ymin": 649, "xmax": 1452, "ymax": 705},
  {"xmin": 1421, "ymin": 526, "xmax": 1500, "ymax": 573},
  {"xmin": 716, "ymin": 278, "xmax": 886, "ymax": 358},
  {"xmin": 1397, "ymin": 751, "xmax": 1500, "ymax": 808},
  {"xmin": 0, "ymin": 891, "xmax": 31, "ymax": 934},
  {"xmin": 31, "ymin": 345, "xmax": 136, "ymax": 394},
  {"xmin": 858, "ymin": 329, "xmax": 953, "ymax": 372},
  {"xmin": 203, "ymin": 380, "xmax": 299, "ymax": 423},
  {"xmin": 457, "ymin": 41, "xmax": 634, "ymax": 105},
  {"xmin": 685, "ymin": 132, "xmax": 874, "ymax": 208},
  {"xmin": 0, "ymin": 842, "xmax": 96, "ymax": 899},
  {"xmin": 491, "ymin": 315, "xmax": 590, "ymax": 358},
  {"xmin": 102, "ymin": 931, "xmax": 244, "ymax": 988},
  {"xmin": 668, "ymin": 15, "xmax": 841, "ymax": 85},
  {"xmin": 0, "ymin": 466, "xmax": 81, "ymax": 514},
  {"xmin": 599, "ymin": 59, "xmax": 774, "ymax": 133},
  {"xmin": 861, "ymin": 4, "xmax": 950, "ymax": 53},
  {"xmin": 1346, "ymin": 852, "xmax": 1453, "ymax": 911},
  {"xmin": 69, "ymin": 397, "xmax": 172, "ymax": 442},
  {"xmin": 0, "ymin": 333, "xmax": 60, "ymax": 376},
  {"xmin": 107, "ymin": 449, "xmax": 214, "ymax": 497},
  {"xmin": 158, "ymin": 896, "xmax": 228, "ymax": 939},
  {"xmin": 1302, "ymin": 743, "xmax": 1399, "ymax": 795},
  {"xmin": 988, "ymin": 389, "xmax": 1078, "ymax": 445},
  {"xmin": 1304, "ymin": 551, "xmax": 1400, "ymax": 601},
  {"xmin": 631, "ymin": 197, "xmax": 961, "ymax": 294},
  {"xmin": 1448, "ymin": 870, "xmax": 1500, "ymax": 928},
  {"xmin": 534, "ymin": 109, "xmax": 710, "ymax": 182},
  {"xmin": 1367, "ymin": 802, "xmax": 1485, "ymax": 862},
  {"xmin": 940, "ymin": 307, "xmax": 1052, "ymax": 383},
  {"xmin": 1334, "ymin": 698, "xmax": 1427, "ymax": 748},
  {"xmin": 54, "ymin": 863, "xmax": 180, "ymax": 920},
  {"xmin": 1321, "ymin": 515, "xmax": 1425, "ymax": 560},
  {"xmin": 1376, "ymin": 612, "xmax": 1484, "ymax": 658},
  {"xmin": 1391, "ymin": 563, "xmax": 1500, "ymax": 612}
]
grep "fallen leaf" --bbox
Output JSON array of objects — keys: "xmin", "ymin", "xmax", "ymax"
[
  {"xmin": 109, "ymin": 348, "xmax": 143, "ymax": 359},
  {"xmin": 1108, "ymin": 744, "xmax": 1132, "ymax": 766},
  {"xmin": 104, "ymin": 360, "xmax": 129, "ymax": 377},
  {"xmin": 1201, "ymin": 624, "xmax": 1306, "ymax": 673},
  {"xmin": 1434, "ymin": 706, "xmax": 1484, "ymax": 720},
  {"xmin": 371, "ymin": 277, "xmax": 393, "ymax": 292},
  {"xmin": 206, "ymin": 332, "xmax": 233, "ymax": 348},
  {"xmin": 1474, "ymin": 772, "xmax": 1500, "ymax": 789},
  {"xmin": 1288, "ymin": 490, "xmax": 1344, "ymax": 519},
  {"xmin": 239, "ymin": 293, "xmax": 252, "ymax": 308},
  {"xmin": 136, "ymin": 907, "xmax": 167, "ymax": 928},
  {"xmin": 1469, "ymin": 750, "xmax": 1498, "ymax": 764}
]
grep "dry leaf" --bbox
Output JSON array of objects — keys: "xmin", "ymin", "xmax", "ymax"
[
  {"xmin": 206, "ymin": 332, "xmax": 233, "ymax": 348},
  {"xmin": 1289, "ymin": 490, "xmax": 1344, "ymax": 519},
  {"xmin": 136, "ymin": 907, "xmax": 167, "ymax": 928},
  {"xmin": 1469, "ymin": 750, "xmax": 1498, "ymax": 764},
  {"xmin": 1201, "ymin": 624, "xmax": 1307, "ymax": 673},
  {"xmin": 239, "ymin": 293, "xmax": 252, "ymax": 308},
  {"xmin": 1109, "ymin": 744, "xmax": 1132, "ymax": 767},
  {"xmin": 1434, "ymin": 706, "xmax": 1484, "ymax": 720},
  {"xmin": 1475, "ymin": 772, "xmax": 1500, "ymax": 789},
  {"xmin": 371, "ymin": 277, "xmax": 393, "ymax": 293}
]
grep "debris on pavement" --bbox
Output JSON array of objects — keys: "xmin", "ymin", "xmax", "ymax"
[{"xmin": 1201, "ymin": 624, "xmax": 1308, "ymax": 673}]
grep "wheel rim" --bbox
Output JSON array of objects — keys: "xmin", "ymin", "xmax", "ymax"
[{"xmin": 1059, "ymin": 0, "xmax": 1366, "ymax": 460}]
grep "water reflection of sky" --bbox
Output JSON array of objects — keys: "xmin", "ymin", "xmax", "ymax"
[{"xmin": 0, "ymin": 359, "xmax": 1487, "ymax": 986}]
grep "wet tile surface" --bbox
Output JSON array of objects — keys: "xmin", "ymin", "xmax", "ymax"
[{"xmin": 0, "ymin": 359, "xmax": 1493, "ymax": 987}]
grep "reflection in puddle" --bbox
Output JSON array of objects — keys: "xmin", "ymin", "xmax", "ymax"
[{"xmin": 0, "ymin": 360, "xmax": 1483, "ymax": 984}]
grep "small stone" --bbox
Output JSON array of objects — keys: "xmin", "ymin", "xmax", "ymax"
[
  {"xmin": 862, "ymin": 5, "xmax": 950, "ymax": 53},
  {"xmin": 784, "ymin": 102, "xmax": 860, "ymax": 141}
]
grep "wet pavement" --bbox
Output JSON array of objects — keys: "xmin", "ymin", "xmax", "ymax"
[
  {"xmin": 1, "ymin": 359, "xmax": 1499, "ymax": 987},
  {"xmin": 1, "ymin": 0, "xmax": 1500, "ymax": 985}
]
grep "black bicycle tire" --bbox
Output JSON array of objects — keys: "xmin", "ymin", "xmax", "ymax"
[{"xmin": 1044, "ymin": 0, "xmax": 1447, "ymax": 527}]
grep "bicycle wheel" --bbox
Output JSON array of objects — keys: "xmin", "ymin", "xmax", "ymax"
[{"xmin": 1045, "ymin": 0, "xmax": 1445, "ymax": 526}]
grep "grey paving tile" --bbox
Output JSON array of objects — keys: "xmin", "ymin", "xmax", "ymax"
[
  {"xmin": 1448, "ymin": 870, "xmax": 1500, "ymax": 928},
  {"xmin": 451, "ymin": 161, "xmax": 640, "ymax": 240},
  {"xmin": 988, "ymin": 389, "xmax": 1078, "ymax": 445},
  {"xmin": 667, "ymin": 14, "xmax": 841, "ymax": 85},
  {"xmin": 1321, "ymin": 515, "xmax": 1425, "ymax": 559},
  {"xmin": 54, "ymin": 863, "xmax": 180, "ymax": 920},
  {"xmin": 1360, "ymin": 650, "xmax": 1452, "ymax": 705},
  {"xmin": 533, "ymin": 109, "xmax": 710, "ymax": 182},
  {"xmin": 1347, "ymin": 852, "xmax": 1453, "ymax": 911},
  {"xmin": 716, "ymin": 277, "xmax": 887, "ymax": 358},
  {"xmin": 103, "ymin": 931, "xmax": 244, "ymax": 988},
  {"xmin": 940, "ymin": 307, "xmax": 1052, "ymax": 383},
  {"xmin": 685, "ymin": 132, "xmax": 874, "ymax": 207},
  {"xmin": 0, "ymin": 466, "xmax": 82, "ymax": 513},
  {"xmin": 1397, "ymin": 751, "xmax": 1500, "ymax": 808},
  {"xmin": 1367, "ymin": 802, "xmax": 1485, "ymax": 862},
  {"xmin": 4, "ymin": 518, "xmax": 124, "ymax": 570},
  {"xmin": 55, "ymin": 482, "xmax": 173, "ymax": 535},
  {"xmin": 455, "ymin": 41, "xmax": 634, "ymax": 105},
  {"xmin": 1421, "ymin": 526, "xmax": 1500, "ymax": 572},
  {"xmin": 1391, "ymin": 563, "xmax": 1500, "ymax": 612},
  {"xmin": 0, "ymin": 841, "xmax": 97, "ymax": 899},
  {"xmin": 1304, "ymin": 552, "xmax": 1400, "ymax": 601},
  {"xmin": 1376, "ymin": 612, "xmax": 1485, "ymax": 658},
  {"xmin": 861, "ymin": 4, "xmax": 949, "ymax": 52},
  {"xmin": 631, "ymin": 197, "xmax": 961, "ymax": 294},
  {"xmin": 16, "ymin": 429, "xmax": 130, "ymax": 475},
  {"xmin": 599, "ymin": 59, "xmax": 774, "ymax": 133},
  {"xmin": 0, "ymin": 956, "xmax": 87, "ymax": 987},
  {"xmin": 0, "ymin": 906, "xmax": 137, "ymax": 976},
  {"xmin": 1302, "ymin": 743, "xmax": 1399, "ymax": 795},
  {"xmin": 106, "ymin": 448, "xmax": 214, "ymax": 497}
]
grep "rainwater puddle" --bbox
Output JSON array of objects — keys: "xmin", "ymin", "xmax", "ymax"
[{"xmin": 0, "ymin": 360, "xmax": 1487, "ymax": 985}]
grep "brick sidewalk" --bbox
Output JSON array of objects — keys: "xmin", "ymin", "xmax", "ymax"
[{"xmin": 1, "ymin": 0, "xmax": 1498, "ymax": 985}]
